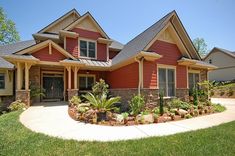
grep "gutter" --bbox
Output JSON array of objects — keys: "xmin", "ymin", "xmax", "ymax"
[{"xmin": 135, "ymin": 57, "xmax": 144, "ymax": 95}]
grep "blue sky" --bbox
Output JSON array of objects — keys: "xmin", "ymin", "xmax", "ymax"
[{"xmin": 0, "ymin": 0, "xmax": 235, "ymax": 51}]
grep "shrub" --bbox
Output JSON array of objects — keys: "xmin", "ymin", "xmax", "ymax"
[
  {"xmin": 69, "ymin": 96, "xmax": 81, "ymax": 106},
  {"xmin": 227, "ymin": 88, "xmax": 234, "ymax": 97},
  {"xmin": 220, "ymin": 91, "xmax": 225, "ymax": 96},
  {"xmin": 82, "ymin": 92, "xmax": 120, "ymax": 112},
  {"xmin": 121, "ymin": 112, "xmax": 129, "ymax": 119},
  {"xmin": 8, "ymin": 100, "xmax": 26, "ymax": 111},
  {"xmin": 92, "ymin": 79, "xmax": 109, "ymax": 98},
  {"xmin": 152, "ymin": 107, "xmax": 160, "ymax": 115},
  {"xmin": 185, "ymin": 114, "xmax": 192, "ymax": 119},
  {"xmin": 30, "ymin": 85, "xmax": 45, "ymax": 100},
  {"xmin": 168, "ymin": 99, "xmax": 191, "ymax": 110},
  {"xmin": 129, "ymin": 95, "xmax": 145, "ymax": 115},
  {"xmin": 212, "ymin": 104, "xmax": 226, "ymax": 112},
  {"xmin": 159, "ymin": 91, "xmax": 164, "ymax": 115},
  {"xmin": 193, "ymin": 88, "xmax": 199, "ymax": 106}
]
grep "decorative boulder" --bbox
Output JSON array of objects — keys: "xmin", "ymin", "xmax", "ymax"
[
  {"xmin": 116, "ymin": 114, "xmax": 124, "ymax": 123},
  {"xmin": 178, "ymin": 109, "xmax": 188, "ymax": 116},
  {"xmin": 142, "ymin": 114, "xmax": 154, "ymax": 124}
]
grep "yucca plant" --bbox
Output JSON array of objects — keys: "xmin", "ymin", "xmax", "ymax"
[{"xmin": 82, "ymin": 92, "xmax": 121, "ymax": 112}]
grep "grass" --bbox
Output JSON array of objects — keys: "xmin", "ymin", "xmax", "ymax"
[{"xmin": 1, "ymin": 111, "xmax": 235, "ymax": 156}]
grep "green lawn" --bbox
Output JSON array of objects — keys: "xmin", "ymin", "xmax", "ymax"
[{"xmin": 1, "ymin": 111, "xmax": 235, "ymax": 156}]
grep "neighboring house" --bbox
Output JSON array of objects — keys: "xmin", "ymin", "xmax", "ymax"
[
  {"xmin": 0, "ymin": 9, "xmax": 216, "ymax": 106},
  {"xmin": 204, "ymin": 47, "xmax": 235, "ymax": 81}
]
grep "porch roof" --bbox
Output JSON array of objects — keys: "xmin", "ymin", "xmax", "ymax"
[
  {"xmin": 178, "ymin": 57, "xmax": 217, "ymax": 70},
  {"xmin": 3, "ymin": 54, "xmax": 39, "ymax": 63}
]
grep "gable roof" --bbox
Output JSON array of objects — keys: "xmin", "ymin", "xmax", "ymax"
[
  {"xmin": 38, "ymin": 9, "xmax": 80, "ymax": 34},
  {"xmin": 204, "ymin": 47, "xmax": 235, "ymax": 60},
  {"xmin": 64, "ymin": 12, "xmax": 110, "ymax": 39},
  {"xmin": 15, "ymin": 40, "xmax": 76, "ymax": 60},
  {"xmin": 112, "ymin": 11, "xmax": 174, "ymax": 65},
  {"xmin": 112, "ymin": 10, "xmax": 201, "ymax": 66}
]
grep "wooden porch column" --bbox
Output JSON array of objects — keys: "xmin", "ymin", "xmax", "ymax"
[
  {"xmin": 16, "ymin": 62, "xmax": 23, "ymax": 90},
  {"xmin": 67, "ymin": 66, "xmax": 71, "ymax": 89},
  {"xmin": 73, "ymin": 67, "xmax": 78, "ymax": 89},
  {"xmin": 24, "ymin": 63, "xmax": 32, "ymax": 90}
]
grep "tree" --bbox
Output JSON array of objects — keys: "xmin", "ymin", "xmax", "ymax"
[
  {"xmin": 0, "ymin": 7, "xmax": 20, "ymax": 45},
  {"xmin": 193, "ymin": 38, "xmax": 207, "ymax": 57}
]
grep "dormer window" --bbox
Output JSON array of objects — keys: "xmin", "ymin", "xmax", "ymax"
[{"xmin": 80, "ymin": 40, "xmax": 96, "ymax": 59}]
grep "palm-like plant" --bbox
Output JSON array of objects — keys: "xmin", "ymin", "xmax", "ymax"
[{"xmin": 82, "ymin": 92, "xmax": 120, "ymax": 112}]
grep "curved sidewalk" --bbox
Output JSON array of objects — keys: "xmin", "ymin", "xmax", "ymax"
[{"xmin": 20, "ymin": 98, "xmax": 235, "ymax": 142}]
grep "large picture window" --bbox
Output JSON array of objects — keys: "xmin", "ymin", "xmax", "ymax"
[
  {"xmin": 188, "ymin": 73, "xmax": 199, "ymax": 90},
  {"xmin": 78, "ymin": 75, "xmax": 95, "ymax": 90},
  {"xmin": 80, "ymin": 40, "xmax": 96, "ymax": 58},
  {"xmin": 0, "ymin": 73, "xmax": 5, "ymax": 89},
  {"xmin": 158, "ymin": 68, "xmax": 175, "ymax": 97}
]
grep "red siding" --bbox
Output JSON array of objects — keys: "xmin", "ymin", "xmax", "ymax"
[
  {"xmin": 109, "ymin": 50, "xmax": 119, "ymax": 59},
  {"xmin": 147, "ymin": 40, "xmax": 187, "ymax": 88},
  {"xmin": 72, "ymin": 28, "xmax": 102, "ymax": 40},
  {"xmin": 143, "ymin": 61, "xmax": 157, "ymax": 89},
  {"xmin": 97, "ymin": 43, "xmax": 107, "ymax": 61},
  {"xmin": 106, "ymin": 63, "xmax": 139, "ymax": 89},
  {"xmin": 32, "ymin": 46, "xmax": 66, "ymax": 62},
  {"xmin": 66, "ymin": 37, "xmax": 78, "ymax": 58}
]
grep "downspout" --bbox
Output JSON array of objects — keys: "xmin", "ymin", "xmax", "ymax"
[{"xmin": 135, "ymin": 57, "xmax": 144, "ymax": 95}]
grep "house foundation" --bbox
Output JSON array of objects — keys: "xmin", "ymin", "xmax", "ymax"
[{"xmin": 16, "ymin": 90, "xmax": 30, "ymax": 106}]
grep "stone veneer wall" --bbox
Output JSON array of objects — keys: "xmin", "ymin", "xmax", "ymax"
[
  {"xmin": 16, "ymin": 90, "xmax": 30, "ymax": 106},
  {"xmin": 68, "ymin": 89, "xmax": 79, "ymax": 100},
  {"xmin": 29, "ymin": 66, "xmax": 41, "ymax": 103},
  {"xmin": 110, "ymin": 88, "xmax": 189, "ymax": 110},
  {"xmin": 200, "ymin": 70, "xmax": 208, "ymax": 82}
]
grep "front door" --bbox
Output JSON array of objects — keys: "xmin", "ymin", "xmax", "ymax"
[{"xmin": 43, "ymin": 73, "xmax": 64, "ymax": 100}]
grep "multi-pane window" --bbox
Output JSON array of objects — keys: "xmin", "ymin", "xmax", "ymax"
[
  {"xmin": 0, "ymin": 74, "xmax": 5, "ymax": 89},
  {"xmin": 80, "ymin": 40, "xmax": 96, "ymax": 58},
  {"xmin": 188, "ymin": 73, "xmax": 199, "ymax": 90},
  {"xmin": 78, "ymin": 75, "xmax": 95, "ymax": 90},
  {"xmin": 158, "ymin": 68, "xmax": 175, "ymax": 97}
]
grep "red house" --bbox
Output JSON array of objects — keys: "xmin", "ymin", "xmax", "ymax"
[{"xmin": 0, "ymin": 9, "xmax": 216, "ymax": 106}]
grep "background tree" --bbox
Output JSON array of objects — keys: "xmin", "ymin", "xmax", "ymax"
[
  {"xmin": 193, "ymin": 37, "xmax": 208, "ymax": 57},
  {"xmin": 0, "ymin": 7, "xmax": 20, "ymax": 45}
]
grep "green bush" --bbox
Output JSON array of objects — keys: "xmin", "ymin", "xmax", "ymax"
[
  {"xmin": 92, "ymin": 79, "xmax": 109, "ymax": 98},
  {"xmin": 227, "ymin": 88, "xmax": 234, "ymax": 97},
  {"xmin": 152, "ymin": 107, "xmax": 160, "ymax": 114},
  {"xmin": 69, "ymin": 96, "xmax": 81, "ymax": 106},
  {"xmin": 212, "ymin": 104, "xmax": 226, "ymax": 112},
  {"xmin": 30, "ymin": 85, "xmax": 45, "ymax": 100},
  {"xmin": 193, "ymin": 88, "xmax": 199, "ymax": 106},
  {"xmin": 129, "ymin": 95, "xmax": 145, "ymax": 115},
  {"xmin": 185, "ymin": 114, "xmax": 192, "ymax": 119},
  {"xmin": 159, "ymin": 92, "xmax": 164, "ymax": 115},
  {"xmin": 168, "ymin": 99, "xmax": 191, "ymax": 110},
  {"xmin": 8, "ymin": 100, "xmax": 26, "ymax": 111},
  {"xmin": 121, "ymin": 112, "xmax": 129, "ymax": 119},
  {"xmin": 82, "ymin": 92, "xmax": 120, "ymax": 112}
]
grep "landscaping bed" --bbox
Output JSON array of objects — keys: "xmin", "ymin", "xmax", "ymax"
[{"xmin": 68, "ymin": 79, "xmax": 226, "ymax": 126}]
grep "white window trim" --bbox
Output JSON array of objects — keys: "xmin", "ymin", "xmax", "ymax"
[
  {"xmin": 78, "ymin": 37, "xmax": 97, "ymax": 59},
  {"xmin": 0, "ymin": 73, "xmax": 5, "ymax": 90},
  {"xmin": 77, "ymin": 74, "xmax": 96, "ymax": 90},
  {"xmin": 157, "ymin": 64, "xmax": 176, "ymax": 97},
  {"xmin": 188, "ymin": 71, "xmax": 201, "ymax": 90}
]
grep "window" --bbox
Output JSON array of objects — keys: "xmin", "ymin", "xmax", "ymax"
[
  {"xmin": 209, "ymin": 59, "xmax": 212, "ymax": 64},
  {"xmin": 80, "ymin": 40, "xmax": 96, "ymax": 58},
  {"xmin": 158, "ymin": 68, "xmax": 175, "ymax": 97},
  {"xmin": 78, "ymin": 75, "xmax": 95, "ymax": 90},
  {"xmin": 188, "ymin": 73, "xmax": 199, "ymax": 90},
  {"xmin": 0, "ymin": 73, "xmax": 5, "ymax": 89}
]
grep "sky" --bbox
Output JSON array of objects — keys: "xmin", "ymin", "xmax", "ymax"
[{"xmin": 0, "ymin": 0, "xmax": 235, "ymax": 51}]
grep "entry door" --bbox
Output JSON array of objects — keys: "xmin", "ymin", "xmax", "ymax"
[{"xmin": 43, "ymin": 74, "xmax": 64, "ymax": 100}]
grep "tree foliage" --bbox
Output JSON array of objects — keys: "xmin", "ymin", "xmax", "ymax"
[
  {"xmin": 193, "ymin": 38, "xmax": 207, "ymax": 57},
  {"xmin": 0, "ymin": 7, "xmax": 20, "ymax": 45}
]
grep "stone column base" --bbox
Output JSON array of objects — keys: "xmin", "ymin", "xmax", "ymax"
[
  {"xmin": 67, "ymin": 89, "xmax": 79, "ymax": 100},
  {"xmin": 16, "ymin": 90, "xmax": 30, "ymax": 107}
]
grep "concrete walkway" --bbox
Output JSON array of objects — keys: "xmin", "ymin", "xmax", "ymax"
[{"xmin": 20, "ymin": 98, "xmax": 235, "ymax": 142}]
